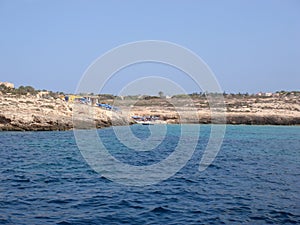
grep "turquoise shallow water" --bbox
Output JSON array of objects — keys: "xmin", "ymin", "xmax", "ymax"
[{"xmin": 0, "ymin": 125, "xmax": 299, "ymax": 224}]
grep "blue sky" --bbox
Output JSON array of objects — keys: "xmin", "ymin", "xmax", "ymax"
[{"xmin": 0, "ymin": 0, "xmax": 299, "ymax": 94}]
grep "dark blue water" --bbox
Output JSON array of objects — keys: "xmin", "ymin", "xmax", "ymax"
[{"xmin": 0, "ymin": 125, "xmax": 299, "ymax": 224}]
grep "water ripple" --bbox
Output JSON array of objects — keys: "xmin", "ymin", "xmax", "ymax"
[{"xmin": 0, "ymin": 126, "xmax": 299, "ymax": 224}]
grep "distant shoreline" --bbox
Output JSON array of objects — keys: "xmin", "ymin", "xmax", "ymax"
[{"xmin": 0, "ymin": 89, "xmax": 299, "ymax": 131}]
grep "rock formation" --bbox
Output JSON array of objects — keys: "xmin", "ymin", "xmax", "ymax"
[
  {"xmin": 0, "ymin": 92, "xmax": 299, "ymax": 131},
  {"xmin": 0, "ymin": 94, "xmax": 132, "ymax": 131}
]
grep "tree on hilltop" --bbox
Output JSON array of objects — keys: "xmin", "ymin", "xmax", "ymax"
[{"xmin": 158, "ymin": 91, "xmax": 164, "ymax": 98}]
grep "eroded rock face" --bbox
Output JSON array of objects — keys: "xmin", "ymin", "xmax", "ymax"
[
  {"xmin": 0, "ymin": 115, "xmax": 11, "ymax": 124},
  {"xmin": 0, "ymin": 94, "xmax": 132, "ymax": 131},
  {"xmin": 0, "ymin": 93, "xmax": 299, "ymax": 131},
  {"xmin": 123, "ymin": 95, "xmax": 300, "ymax": 125}
]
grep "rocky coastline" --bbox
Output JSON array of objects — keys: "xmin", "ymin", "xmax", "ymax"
[
  {"xmin": 0, "ymin": 94, "xmax": 132, "ymax": 131},
  {"xmin": 120, "ymin": 92, "xmax": 300, "ymax": 126},
  {"xmin": 0, "ymin": 92, "xmax": 299, "ymax": 131}
]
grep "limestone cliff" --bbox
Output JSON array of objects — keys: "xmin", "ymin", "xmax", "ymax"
[
  {"xmin": 0, "ymin": 92, "xmax": 299, "ymax": 131},
  {"xmin": 0, "ymin": 94, "xmax": 132, "ymax": 131}
]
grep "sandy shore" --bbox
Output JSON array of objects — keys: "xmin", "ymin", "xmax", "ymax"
[{"xmin": 0, "ymin": 93, "xmax": 299, "ymax": 131}]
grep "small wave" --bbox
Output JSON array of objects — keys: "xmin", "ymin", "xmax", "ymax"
[
  {"xmin": 47, "ymin": 199, "xmax": 75, "ymax": 204},
  {"xmin": 57, "ymin": 221, "xmax": 72, "ymax": 225},
  {"xmin": 10, "ymin": 174, "xmax": 31, "ymax": 183},
  {"xmin": 0, "ymin": 218, "xmax": 13, "ymax": 225},
  {"xmin": 150, "ymin": 206, "xmax": 172, "ymax": 213},
  {"xmin": 182, "ymin": 177, "xmax": 197, "ymax": 183},
  {"xmin": 13, "ymin": 178, "xmax": 31, "ymax": 183},
  {"xmin": 43, "ymin": 177, "xmax": 60, "ymax": 183}
]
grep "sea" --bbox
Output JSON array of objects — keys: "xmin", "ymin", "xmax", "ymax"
[{"xmin": 0, "ymin": 125, "xmax": 299, "ymax": 224}]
